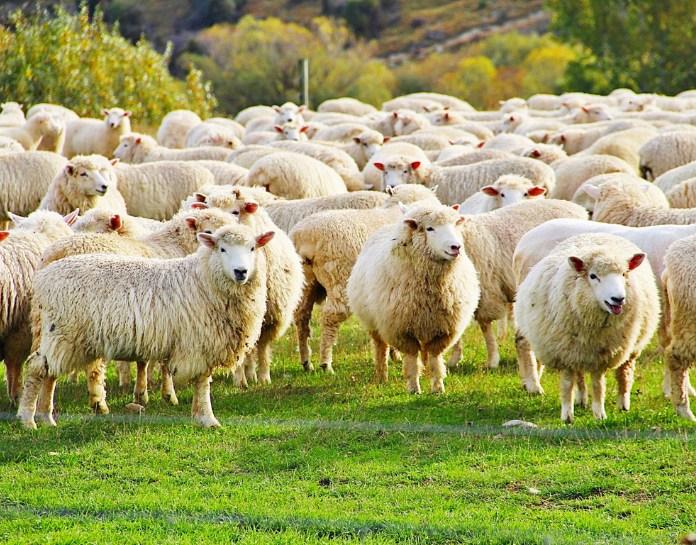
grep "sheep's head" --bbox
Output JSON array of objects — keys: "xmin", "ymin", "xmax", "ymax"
[
  {"xmin": 272, "ymin": 102, "xmax": 306, "ymax": 124},
  {"xmin": 400, "ymin": 203, "xmax": 464, "ymax": 261},
  {"xmin": 73, "ymin": 209, "xmax": 123, "ymax": 234},
  {"xmin": 353, "ymin": 131, "xmax": 385, "ymax": 159},
  {"xmin": 481, "ymin": 175, "xmax": 546, "ymax": 208},
  {"xmin": 102, "ymin": 107, "xmax": 132, "ymax": 129},
  {"xmin": 568, "ymin": 251, "xmax": 645, "ymax": 315},
  {"xmin": 274, "ymin": 122, "xmax": 309, "ymax": 141},
  {"xmin": 374, "ymin": 157, "xmax": 422, "ymax": 189},
  {"xmin": 7, "ymin": 209, "xmax": 78, "ymax": 238},
  {"xmin": 64, "ymin": 156, "xmax": 118, "ymax": 197}
]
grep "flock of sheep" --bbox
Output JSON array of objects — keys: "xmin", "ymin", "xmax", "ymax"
[{"xmin": 2, "ymin": 88, "xmax": 696, "ymax": 429}]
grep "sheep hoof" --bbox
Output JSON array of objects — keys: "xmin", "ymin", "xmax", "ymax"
[
  {"xmin": 20, "ymin": 418, "xmax": 38, "ymax": 430},
  {"xmin": 407, "ymin": 382, "xmax": 422, "ymax": 395},
  {"xmin": 302, "ymin": 361, "xmax": 314, "ymax": 372},
  {"xmin": 592, "ymin": 406, "xmax": 607, "ymax": 420},
  {"xmin": 320, "ymin": 363, "xmax": 335, "ymax": 375},
  {"xmin": 618, "ymin": 395, "xmax": 630, "ymax": 412},
  {"xmin": 487, "ymin": 355, "xmax": 500, "ymax": 369},
  {"xmin": 163, "ymin": 393, "xmax": 179, "ymax": 406},
  {"xmin": 196, "ymin": 416, "xmax": 221, "ymax": 429},
  {"xmin": 523, "ymin": 382, "xmax": 544, "ymax": 395},
  {"xmin": 37, "ymin": 413, "xmax": 57, "ymax": 427},
  {"xmin": 676, "ymin": 406, "xmax": 696, "ymax": 421},
  {"xmin": 134, "ymin": 391, "xmax": 149, "ymax": 405},
  {"xmin": 430, "ymin": 380, "xmax": 445, "ymax": 394},
  {"xmin": 258, "ymin": 374, "xmax": 271, "ymax": 385},
  {"xmin": 93, "ymin": 402, "xmax": 110, "ymax": 415}
]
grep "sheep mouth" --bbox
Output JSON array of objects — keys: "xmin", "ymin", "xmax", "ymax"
[
  {"xmin": 605, "ymin": 301, "xmax": 623, "ymax": 315},
  {"xmin": 95, "ymin": 188, "xmax": 107, "ymax": 196},
  {"xmin": 445, "ymin": 249, "xmax": 460, "ymax": 258}
]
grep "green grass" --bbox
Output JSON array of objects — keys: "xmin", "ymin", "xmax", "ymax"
[{"xmin": 1, "ymin": 316, "xmax": 695, "ymax": 544}]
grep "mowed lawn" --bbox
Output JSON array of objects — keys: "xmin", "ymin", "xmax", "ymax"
[{"xmin": 0, "ymin": 315, "xmax": 694, "ymax": 544}]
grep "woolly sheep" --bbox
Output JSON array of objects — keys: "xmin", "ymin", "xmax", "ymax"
[
  {"xmin": 18, "ymin": 223, "xmax": 273, "ymax": 429},
  {"xmin": 363, "ymin": 142, "xmax": 430, "ymax": 191},
  {"xmin": 39, "ymin": 155, "xmax": 127, "ymax": 216},
  {"xmin": 114, "ymin": 133, "xmax": 230, "ymax": 163},
  {"xmin": 0, "ymin": 113, "xmax": 62, "ymax": 151},
  {"xmin": 26, "ymin": 103, "xmax": 79, "ymax": 124},
  {"xmin": 273, "ymin": 102, "xmax": 306, "ymax": 125},
  {"xmin": 225, "ymin": 145, "xmax": 276, "ymax": 169},
  {"xmin": 204, "ymin": 117, "xmax": 246, "ymax": 139},
  {"xmin": 573, "ymin": 173, "xmax": 668, "ymax": 215},
  {"xmin": 182, "ymin": 185, "xmax": 280, "ymax": 213},
  {"xmin": 311, "ymin": 123, "xmax": 373, "ymax": 143},
  {"xmin": 435, "ymin": 144, "xmax": 478, "ymax": 163},
  {"xmin": 550, "ymin": 154, "xmax": 635, "ymax": 201},
  {"xmin": 347, "ymin": 203, "xmax": 480, "ymax": 394},
  {"xmin": 654, "ymin": 161, "xmax": 696, "ymax": 193},
  {"xmin": 382, "ymin": 98, "xmax": 444, "ymax": 113},
  {"xmin": 457, "ymin": 175, "xmax": 546, "ymax": 215},
  {"xmin": 576, "ymin": 127, "xmax": 658, "ymax": 172},
  {"xmin": 272, "ymin": 122, "xmax": 310, "ymax": 142},
  {"xmin": 62, "ymin": 108, "xmax": 132, "ymax": 158},
  {"xmin": 0, "ymin": 137, "xmax": 26, "ymax": 155},
  {"xmin": 520, "ymin": 144, "xmax": 567, "ymax": 164},
  {"xmin": 481, "ymin": 133, "xmax": 536, "ymax": 153},
  {"xmin": 185, "ymin": 121, "xmax": 241, "ymax": 149},
  {"xmin": 245, "ymin": 151, "xmax": 347, "ymax": 199},
  {"xmin": 665, "ymin": 177, "xmax": 696, "ymax": 208},
  {"xmin": 547, "ymin": 119, "xmax": 654, "ymax": 155},
  {"xmin": 0, "ymin": 209, "xmax": 77, "ymax": 404},
  {"xmin": 392, "ymin": 109, "xmax": 432, "ymax": 135},
  {"xmin": 114, "ymin": 161, "xmax": 216, "ymax": 220},
  {"xmin": 71, "ymin": 208, "xmax": 151, "ymax": 238},
  {"xmin": 435, "ymin": 149, "xmax": 515, "ymax": 167},
  {"xmin": 639, "ymin": 132, "xmax": 696, "ymax": 181},
  {"xmin": 193, "ymin": 160, "xmax": 248, "ymax": 186},
  {"xmin": 0, "ymin": 151, "xmax": 68, "ymax": 224},
  {"xmin": 35, "ymin": 116, "xmax": 67, "ymax": 154},
  {"xmin": 317, "ymin": 97, "xmax": 377, "ymax": 116},
  {"xmin": 157, "ymin": 109, "xmax": 202, "ymax": 149},
  {"xmin": 402, "ymin": 93, "xmax": 474, "ymax": 112},
  {"xmin": 234, "ymin": 105, "xmax": 276, "ymax": 126},
  {"xmin": 290, "ymin": 185, "xmax": 440, "ymax": 374},
  {"xmin": 514, "ymin": 233, "xmax": 659, "ymax": 422},
  {"xmin": 0, "ymin": 102, "xmax": 25, "ymax": 127}
]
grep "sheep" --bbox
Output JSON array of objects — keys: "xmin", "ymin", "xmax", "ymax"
[
  {"xmin": 62, "ymin": 108, "xmax": 132, "ymax": 158},
  {"xmin": 317, "ymin": 97, "xmax": 377, "ymax": 116},
  {"xmin": 225, "ymin": 145, "xmax": 276, "ymax": 169},
  {"xmin": 272, "ymin": 122, "xmax": 310, "ymax": 142},
  {"xmin": 114, "ymin": 133, "xmax": 230, "ymax": 163},
  {"xmin": 26, "ymin": 103, "xmax": 79, "ymax": 124},
  {"xmin": 181, "ymin": 185, "xmax": 280, "ymax": 213},
  {"xmin": 573, "ymin": 173, "xmax": 669, "ymax": 215},
  {"xmin": 654, "ymin": 161, "xmax": 696, "ymax": 193},
  {"xmin": 665, "ymin": 177, "xmax": 696, "ymax": 208},
  {"xmin": 363, "ymin": 142, "xmax": 430, "ymax": 191},
  {"xmin": 639, "ymin": 132, "xmax": 696, "ymax": 181},
  {"xmin": 457, "ymin": 174, "xmax": 546, "ymax": 215},
  {"xmin": 311, "ymin": 123, "xmax": 372, "ymax": 143},
  {"xmin": 514, "ymin": 233, "xmax": 659, "ymax": 422},
  {"xmin": 390, "ymin": 129, "xmax": 474, "ymax": 151},
  {"xmin": 0, "ymin": 102, "xmax": 25, "ymax": 127},
  {"xmin": 576, "ymin": 127, "xmax": 658, "ymax": 171},
  {"xmin": 481, "ymin": 133, "xmax": 536, "ymax": 153},
  {"xmin": 0, "ymin": 137, "xmax": 26, "ymax": 155},
  {"xmin": 401, "ymin": 92, "xmax": 474, "ymax": 111},
  {"xmin": 193, "ymin": 160, "xmax": 248, "ymax": 186},
  {"xmin": 435, "ymin": 149, "xmax": 515, "ymax": 167},
  {"xmin": 113, "ymin": 161, "xmax": 216, "ymax": 220},
  {"xmin": 375, "ymin": 156, "xmax": 556, "ymax": 205},
  {"xmin": 71, "ymin": 208, "xmax": 152, "ymax": 238},
  {"xmin": 290, "ymin": 184, "xmax": 440, "ymax": 374},
  {"xmin": 0, "ymin": 113, "xmax": 63, "ymax": 151},
  {"xmin": 547, "ymin": 119, "xmax": 654, "ymax": 154},
  {"xmin": 382, "ymin": 98, "xmax": 444, "ymax": 113},
  {"xmin": 234, "ymin": 105, "xmax": 276, "ymax": 126},
  {"xmin": 0, "ymin": 151, "xmax": 68, "ymax": 224},
  {"xmin": 337, "ymin": 129, "xmax": 387, "ymax": 170},
  {"xmin": 392, "ymin": 109, "xmax": 432, "ymax": 135},
  {"xmin": 185, "ymin": 121, "xmax": 241, "ymax": 149},
  {"xmin": 273, "ymin": 102, "xmax": 306, "ymax": 125},
  {"xmin": 157, "ymin": 109, "xmax": 203, "ymax": 148},
  {"xmin": 244, "ymin": 151, "xmax": 347, "ymax": 199},
  {"xmin": 268, "ymin": 140, "xmax": 365, "ymax": 191},
  {"xmin": 550, "ymin": 154, "xmax": 635, "ymax": 201},
  {"xmin": 435, "ymin": 144, "xmax": 478, "ymax": 163},
  {"xmin": 519, "ymin": 144, "xmax": 567, "ymax": 165},
  {"xmin": 264, "ymin": 191, "xmax": 389, "ymax": 233},
  {"xmin": 35, "ymin": 116, "xmax": 66, "ymax": 154},
  {"xmin": 0, "ymin": 209, "xmax": 78, "ymax": 404},
  {"xmin": 347, "ymin": 203, "xmax": 480, "ymax": 394},
  {"xmin": 18, "ymin": 222, "xmax": 273, "ymax": 429}
]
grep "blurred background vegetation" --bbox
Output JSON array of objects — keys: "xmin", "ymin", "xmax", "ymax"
[{"xmin": 0, "ymin": 1, "xmax": 694, "ymax": 121}]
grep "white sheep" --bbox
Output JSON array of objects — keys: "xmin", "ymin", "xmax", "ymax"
[
  {"xmin": 204, "ymin": 117, "xmax": 246, "ymax": 139},
  {"xmin": 193, "ymin": 160, "xmax": 248, "ymax": 186},
  {"xmin": 157, "ymin": 109, "xmax": 203, "ymax": 148},
  {"xmin": 225, "ymin": 145, "xmax": 275, "ymax": 169},
  {"xmin": 519, "ymin": 144, "xmax": 567, "ymax": 165},
  {"xmin": 114, "ymin": 133, "xmax": 230, "ymax": 163},
  {"xmin": 392, "ymin": 109, "xmax": 432, "ymax": 135},
  {"xmin": 481, "ymin": 133, "xmax": 536, "ymax": 153},
  {"xmin": 347, "ymin": 203, "xmax": 480, "ymax": 394},
  {"xmin": 244, "ymin": 151, "xmax": 347, "ymax": 199},
  {"xmin": 234, "ymin": 105, "xmax": 276, "ymax": 126},
  {"xmin": 573, "ymin": 173, "xmax": 668, "ymax": 216},
  {"xmin": 665, "ymin": 177, "xmax": 696, "ymax": 208},
  {"xmin": 0, "ymin": 102, "xmax": 25, "ymax": 127},
  {"xmin": 0, "ymin": 137, "xmax": 26, "ymax": 155},
  {"xmin": 514, "ymin": 233, "xmax": 659, "ymax": 422},
  {"xmin": 436, "ymin": 149, "xmax": 516, "ymax": 167},
  {"xmin": 290, "ymin": 185, "xmax": 440, "ymax": 374},
  {"xmin": 18, "ymin": 223, "xmax": 273, "ymax": 429},
  {"xmin": 653, "ymin": 160, "xmax": 696, "ymax": 193},
  {"xmin": 0, "ymin": 209, "xmax": 78, "ymax": 404},
  {"xmin": 363, "ymin": 142, "xmax": 431, "ymax": 191},
  {"xmin": 272, "ymin": 122, "xmax": 309, "ymax": 142},
  {"xmin": 273, "ymin": 102, "xmax": 306, "ymax": 125},
  {"xmin": 39, "ymin": 154, "xmax": 127, "ymax": 216},
  {"xmin": 0, "ymin": 112, "xmax": 62, "ymax": 151},
  {"xmin": 457, "ymin": 175, "xmax": 546, "ymax": 215},
  {"xmin": 317, "ymin": 97, "xmax": 377, "ymax": 116},
  {"xmin": 311, "ymin": 122, "xmax": 372, "ymax": 143},
  {"xmin": 550, "ymin": 154, "xmax": 635, "ymax": 201},
  {"xmin": 62, "ymin": 108, "xmax": 132, "ymax": 158},
  {"xmin": 401, "ymin": 92, "xmax": 474, "ymax": 111},
  {"xmin": 639, "ymin": 131, "xmax": 696, "ymax": 181},
  {"xmin": 576, "ymin": 127, "xmax": 658, "ymax": 172},
  {"xmin": 185, "ymin": 121, "xmax": 241, "ymax": 149}
]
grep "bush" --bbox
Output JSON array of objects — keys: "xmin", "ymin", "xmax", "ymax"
[{"xmin": 0, "ymin": 4, "xmax": 216, "ymax": 126}]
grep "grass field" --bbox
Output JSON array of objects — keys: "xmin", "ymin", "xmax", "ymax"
[{"xmin": 1, "ymin": 315, "xmax": 694, "ymax": 544}]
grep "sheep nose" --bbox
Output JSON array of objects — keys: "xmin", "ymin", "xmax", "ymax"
[
  {"xmin": 611, "ymin": 296, "xmax": 625, "ymax": 305},
  {"xmin": 233, "ymin": 268, "xmax": 248, "ymax": 281},
  {"xmin": 449, "ymin": 244, "xmax": 461, "ymax": 255}
]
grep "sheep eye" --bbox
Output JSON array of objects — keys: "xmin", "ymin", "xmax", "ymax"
[
  {"xmin": 589, "ymin": 273, "xmax": 598, "ymax": 280},
  {"xmin": 251, "ymin": 247, "xmax": 255, "ymax": 252},
  {"xmin": 500, "ymin": 193, "xmax": 506, "ymax": 198},
  {"xmin": 232, "ymin": 211, "xmax": 240, "ymax": 215},
  {"xmin": 426, "ymin": 227, "xmax": 435, "ymax": 232},
  {"xmin": 220, "ymin": 247, "xmax": 226, "ymax": 253},
  {"xmin": 403, "ymin": 170, "xmax": 408, "ymax": 174},
  {"xmin": 363, "ymin": 142, "xmax": 368, "ymax": 146},
  {"xmin": 204, "ymin": 230, "xmax": 212, "ymax": 234}
]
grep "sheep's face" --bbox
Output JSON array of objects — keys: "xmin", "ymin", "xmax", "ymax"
[
  {"xmin": 354, "ymin": 133, "xmax": 384, "ymax": 159},
  {"xmin": 403, "ymin": 207, "xmax": 464, "ymax": 261},
  {"xmin": 200, "ymin": 133, "xmax": 238, "ymax": 149},
  {"xmin": 481, "ymin": 182, "xmax": 545, "ymax": 208},
  {"xmin": 273, "ymin": 104, "xmax": 305, "ymax": 125},
  {"xmin": 198, "ymin": 229, "xmax": 274, "ymax": 284},
  {"xmin": 274, "ymin": 123, "xmax": 308, "ymax": 141},
  {"xmin": 568, "ymin": 254, "xmax": 645, "ymax": 315},
  {"xmin": 102, "ymin": 108, "xmax": 132, "ymax": 129},
  {"xmin": 113, "ymin": 136, "xmax": 140, "ymax": 161},
  {"xmin": 375, "ymin": 159, "xmax": 421, "ymax": 189},
  {"xmin": 66, "ymin": 163, "xmax": 113, "ymax": 196}
]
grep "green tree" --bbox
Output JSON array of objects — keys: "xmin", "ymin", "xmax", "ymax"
[
  {"xmin": 0, "ymin": 4, "xmax": 216, "ymax": 126},
  {"xmin": 548, "ymin": 0, "xmax": 696, "ymax": 94}
]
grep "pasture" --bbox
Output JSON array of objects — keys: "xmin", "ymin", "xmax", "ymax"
[{"xmin": 1, "ymin": 315, "xmax": 693, "ymax": 544}]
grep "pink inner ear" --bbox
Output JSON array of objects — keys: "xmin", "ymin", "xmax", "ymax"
[
  {"xmin": 628, "ymin": 253, "xmax": 645, "ymax": 271},
  {"xmin": 0, "ymin": 231, "xmax": 9, "ymax": 241},
  {"xmin": 190, "ymin": 202, "xmax": 208, "ymax": 210},
  {"xmin": 481, "ymin": 186, "xmax": 499, "ymax": 196},
  {"xmin": 383, "ymin": 137, "xmax": 390, "ymax": 143},
  {"xmin": 109, "ymin": 215, "xmax": 121, "ymax": 231},
  {"xmin": 256, "ymin": 231, "xmax": 275, "ymax": 248},
  {"xmin": 477, "ymin": 141, "xmax": 485, "ymax": 148},
  {"xmin": 135, "ymin": 137, "xmax": 142, "ymax": 144},
  {"xmin": 404, "ymin": 219, "xmax": 418, "ymax": 230},
  {"xmin": 184, "ymin": 218, "xmax": 198, "ymax": 230},
  {"xmin": 410, "ymin": 161, "xmax": 421, "ymax": 170},
  {"xmin": 569, "ymin": 256, "xmax": 585, "ymax": 273},
  {"xmin": 528, "ymin": 186, "xmax": 546, "ymax": 197},
  {"xmin": 373, "ymin": 162, "xmax": 385, "ymax": 172},
  {"xmin": 274, "ymin": 125, "xmax": 283, "ymax": 133},
  {"xmin": 531, "ymin": 150, "xmax": 541, "ymax": 158},
  {"xmin": 300, "ymin": 125, "xmax": 309, "ymax": 133},
  {"xmin": 244, "ymin": 202, "xmax": 258, "ymax": 214}
]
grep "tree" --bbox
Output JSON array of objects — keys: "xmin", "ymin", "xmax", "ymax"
[{"xmin": 548, "ymin": 0, "xmax": 696, "ymax": 94}]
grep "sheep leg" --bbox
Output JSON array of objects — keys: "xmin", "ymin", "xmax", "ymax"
[
  {"xmin": 247, "ymin": 351, "xmax": 261, "ymax": 384},
  {"xmin": 192, "ymin": 374, "xmax": 220, "ymax": 429},
  {"xmin": 87, "ymin": 360, "xmax": 109, "ymax": 415},
  {"xmin": 663, "ymin": 366, "xmax": 696, "ymax": 398},
  {"xmin": 257, "ymin": 341, "xmax": 274, "ymax": 385},
  {"xmin": 515, "ymin": 331, "xmax": 544, "ymax": 394},
  {"xmin": 389, "ymin": 348, "xmax": 402, "ymax": 364},
  {"xmin": 560, "ymin": 368, "xmax": 575, "ymax": 423},
  {"xmin": 370, "ymin": 332, "xmax": 389, "ymax": 382},
  {"xmin": 615, "ymin": 358, "xmax": 635, "ymax": 411},
  {"xmin": 35, "ymin": 376, "xmax": 58, "ymax": 427},
  {"xmin": 160, "ymin": 364, "xmax": 178, "ymax": 405},
  {"xmin": 403, "ymin": 352, "xmax": 422, "ymax": 394},
  {"xmin": 133, "ymin": 361, "xmax": 149, "ymax": 404},
  {"xmin": 234, "ymin": 359, "xmax": 249, "ymax": 390},
  {"xmin": 147, "ymin": 362, "xmax": 155, "ymax": 388},
  {"xmin": 319, "ymin": 311, "xmax": 347, "ymax": 375},
  {"xmin": 590, "ymin": 371, "xmax": 607, "ymax": 420},
  {"xmin": 480, "ymin": 320, "xmax": 500, "ymax": 368},
  {"xmin": 3, "ymin": 331, "xmax": 30, "ymax": 406},
  {"xmin": 427, "ymin": 352, "xmax": 446, "ymax": 394},
  {"xmin": 574, "ymin": 370, "xmax": 588, "ymax": 408},
  {"xmin": 446, "ymin": 339, "xmax": 463, "ymax": 368},
  {"xmin": 115, "ymin": 360, "xmax": 132, "ymax": 387},
  {"xmin": 17, "ymin": 351, "xmax": 49, "ymax": 429},
  {"xmin": 294, "ymin": 277, "xmax": 321, "ymax": 372},
  {"xmin": 670, "ymin": 366, "xmax": 695, "ymax": 420}
]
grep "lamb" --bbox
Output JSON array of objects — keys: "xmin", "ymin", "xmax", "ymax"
[
  {"xmin": 375, "ymin": 156, "xmax": 556, "ymax": 205},
  {"xmin": 184, "ymin": 121, "xmax": 241, "ymax": 149},
  {"xmin": 244, "ymin": 151, "xmax": 347, "ymax": 199},
  {"xmin": 550, "ymin": 154, "xmax": 635, "ymax": 201},
  {"xmin": 0, "ymin": 113, "xmax": 63, "ymax": 151},
  {"xmin": 39, "ymin": 155, "xmax": 127, "ymax": 216},
  {"xmin": 114, "ymin": 133, "xmax": 231, "ymax": 163},
  {"xmin": 62, "ymin": 107, "xmax": 132, "ymax": 158},
  {"xmin": 576, "ymin": 127, "xmax": 658, "ymax": 172},
  {"xmin": 363, "ymin": 142, "xmax": 430, "ymax": 191},
  {"xmin": 347, "ymin": 203, "xmax": 480, "ymax": 394},
  {"xmin": 0, "ymin": 151, "xmax": 68, "ymax": 224},
  {"xmin": 514, "ymin": 233, "xmax": 659, "ymax": 422},
  {"xmin": 157, "ymin": 109, "xmax": 203, "ymax": 148},
  {"xmin": 0, "ymin": 209, "xmax": 78, "ymax": 404},
  {"xmin": 654, "ymin": 161, "xmax": 696, "ymax": 193},
  {"xmin": 18, "ymin": 223, "xmax": 272, "ymax": 429},
  {"xmin": 290, "ymin": 185, "xmax": 440, "ymax": 374},
  {"xmin": 273, "ymin": 102, "xmax": 306, "ymax": 125},
  {"xmin": 0, "ymin": 102, "xmax": 25, "ymax": 127},
  {"xmin": 457, "ymin": 175, "xmax": 546, "ymax": 215},
  {"xmin": 317, "ymin": 97, "xmax": 377, "ymax": 116},
  {"xmin": 639, "ymin": 132, "xmax": 696, "ymax": 181},
  {"xmin": 113, "ymin": 161, "xmax": 216, "ymax": 220}
]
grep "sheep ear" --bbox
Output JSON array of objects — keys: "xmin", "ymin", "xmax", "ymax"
[
  {"xmin": 63, "ymin": 209, "xmax": 79, "ymax": 226},
  {"xmin": 0, "ymin": 231, "xmax": 8, "ymax": 242},
  {"xmin": 110, "ymin": 158, "xmax": 120, "ymax": 167},
  {"xmin": 352, "ymin": 137, "xmax": 361, "ymax": 144},
  {"xmin": 135, "ymin": 137, "xmax": 142, "ymax": 144},
  {"xmin": 385, "ymin": 186, "xmax": 394, "ymax": 196},
  {"xmin": 383, "ymin": 137, "xmax": 390, "ymax": 143},
  {"xmin": 65, "ymin": 164, "xmax": 75, "ymax": 176},
  {"xmin": 194, "ymin": 193, "xmax": 207, "ymax": 203},
  {"xmin": 530, "ymin": 149, "xmax": 542, "ymax": 158},
  {"xmin": 109, "ymin": 214, "xmax": 121, "ymax": 231},
  {"xmin": 481, "ymin": 186, "xmax": 499, "ymax": 196},
  {"xmin": 184, "ymin": 217, "xmax": 198, "ymax": 230},
  {"xmin": 373, "ymin": 162, "xmax": 385, "ymax": 172},
  {"xmin": 255, "ymin": 231, "xmax": 275, "ymax": 248},
  {"xmin": 274, "ymin": 125, "xmax": 284, "ymax": 133},
  {"xmin": 300, "ymin": 125, "xmax": 309, "ymax": 133},
  {"xmin": 628, "ymin": 253, "xmax": 646, "ymax": 271},
  {"xmin": 190, "ymin": 202, "xmax": 208, "ymax": 210},
  {"xmin": 197, "ymin": 232, "xmax": 217, "ymax": 249},
  {"xmin": 8, "ymin": 212, "xmax": 24, "ymax": 225},
  {"xmin": 568, "ymin": 256, "xmax": 585, "ymax": 273},
  {"xmin": 527, "ymin": 186, "xmax": 546, "ymax": 197},
  {"xmin": 581, "ymin": 106, "xmax": 589, "ymax": 113},
  {"xmin": 102, "ymin": 109, "xmax": 110, "ymax": 116},
  {"xmin": 451, "ymin": 204, "xmax": 460, "ymax": 211},
  {"xmin": 477, "ymin": 141, "xmax": 485, "ymax": 148},
  {"xmin": 123, "ymin": 110, "xmax": 132, "ymax": 117},
  {"xmin": 298, "ymin": 105, "xmax": 306, "ymax": 113},
  {"xmin": 244, "ymin": 201, "xmax": 259, "ymax": 214},
  {"xmin": 403, "ymin": 218, "xmax": 418, "ymax": 230},
  {"xmin": 273, "ymin": 105, "xmax": 282, "ymax": 113},
  {"xmin": 456, "ymin": 217, "xmax": 465, "ymax": 225},
  {"xmin": 582, "ymin": 184, "xmax": 601, "ymax": 200},
  {"xmin": 410, "ymin": 161, "xmax": 421, "ymax": 170},
  {"xmin": 398, "ymin": 202, "xmax": 408, "ymax": 214}
]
